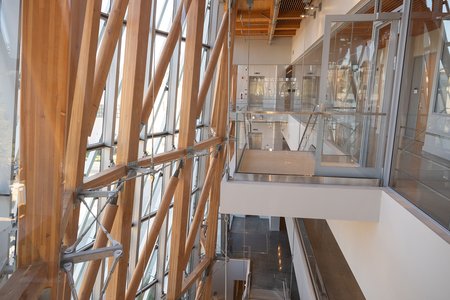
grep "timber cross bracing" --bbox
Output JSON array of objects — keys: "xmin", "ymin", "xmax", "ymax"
[{"xmin": 2, "ymin": 0, "xmax": 236, "ymax": 299}]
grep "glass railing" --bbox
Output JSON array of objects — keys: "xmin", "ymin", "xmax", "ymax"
[
  {"xmin": 232, "ymin": 64, "xmax": 387, "ymax": 181},
  {"xmin": 232, "ymin": 108, "xmax": 387, "ymax": 180},
  {"xmin": 391, "ymin": 125, "xmax": 450, "ymax": 230}
]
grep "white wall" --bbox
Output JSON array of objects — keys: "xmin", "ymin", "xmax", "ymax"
[
  {"xmin": 282, "ymin": 115, "xmax": 304, "ymax": 150},
  {"xmin": 220, "ymin": 179, "xmax": 381, "ymax": 221},
  {"xmin": 234, "ymin": 37, "xmax": 292, "ymax": 65},
  {"xmin": 328, "ymin": 190, "xmax": 450, "ymax": 300},
  {"xmin": 291, "ymin": 0, "xmax": 361, "ymax": 62}
]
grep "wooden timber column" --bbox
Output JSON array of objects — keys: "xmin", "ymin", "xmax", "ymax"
[
  {"xmin": 18, "ymin": 0, "xmax": 71, "ymax": 297},
  {"xmin": 105, "ymin": 0, "xmax": 152, "ymax": 298},
  {"xmin": 166, "ymin": 0, "xmax": 206, "ymax": 298},
  {"xmin": 203, "ymin": 3, "xmax": 237, "ymax": 298}
]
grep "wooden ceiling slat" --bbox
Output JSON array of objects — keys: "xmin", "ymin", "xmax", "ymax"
[
  {"xmin": 235, "ymin": 0, "xmax": 419, "ymax": 39},
  {"xmin": 236, "ymin": 0, "xmax": 302, "ymax": 38}
]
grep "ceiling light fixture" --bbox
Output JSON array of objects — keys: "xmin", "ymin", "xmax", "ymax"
[{"xmin": 302, "ymin": 1, "xmax": 322, "ymax": 19}]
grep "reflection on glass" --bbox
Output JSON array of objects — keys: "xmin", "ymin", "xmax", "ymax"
[
  {"xmin": 319, "ymin": 19, "xmax": 393, "ymax": 173},
  {"xmin": 391, "ymin": 0, "xmax": 450, "ymax": 230},
  {"xmin": 434, "ymin": 20, "xmax": 450, "ymax": 115},
  {"xmin": 326, "ymin": 21, "xmax": 374, "ymax": 109}
]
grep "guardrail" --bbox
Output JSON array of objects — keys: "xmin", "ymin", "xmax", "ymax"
[{"xmin": 295, "ymin": 219, "xmax": 329, "ymax": 300}]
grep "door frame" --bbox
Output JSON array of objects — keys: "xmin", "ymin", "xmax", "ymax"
[{"xmin": 315, "ymin": 13, "xmax": 401, "ymax": 178}]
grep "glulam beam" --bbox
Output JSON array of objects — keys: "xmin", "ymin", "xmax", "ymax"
[
  {"xmin": 180, "ymin": 257, "xmax": 212, "ymax": 296},
  {"xmin": 82, "ymin": 137, "xmax": 222, "ymax": 191},
  {"xmin": 0, "ymin": 262, "xmax": 47, "ymax": 298},
  {"xmin": 61, "ymin": 1, "xmax": 102, "ymax": 298},
  {"xmin": 202, "ymin": 3, "xmax": 237, "ymax": 298},
  {"xmin": 17, "ymin": 0, "xmax": 71, "ymax": 297},
  {"xmin": 82, "ymin": 164, "xmax": 129, "ymax": 190},
  {"xmin": 88, "ymin": 0, "xmax": 130, "ymax": 130},
  {"xmin": 63, "ymin": 0, "xmax": 101, "ymax": 246},
  {"xmin": 105, "ymin": 0, "xmax": 152, "ymax": 297},
  {"xmin": 166, "ymin": 0, "xmax": 206, "ymax": 298}
]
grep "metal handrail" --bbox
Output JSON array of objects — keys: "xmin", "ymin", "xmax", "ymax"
[
  {"xmin": 295, "ymin": 219, "xmax": 329, "ymax": 300},
  {"xmin": 272, "ymin": 278, "xmax": 289, "ymax": 300},
  {"xmin": 234, "ymin": 110, "xmax": 387, "ymax": 116},
  {"xmin": 297, "ymin": 105, "xmax": 319, "ymax": 151},
  {"xmin": 281, "ymin": 279, "xmax": 288, "ymax": 300},
  {"xmin": 243, "ymin": 272, "xmax": 252, "ymax": 299}
]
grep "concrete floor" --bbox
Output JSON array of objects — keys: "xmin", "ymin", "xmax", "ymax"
[{"xmin": 228, "ymin": 216, "xmax": 300, "ymax": 300}]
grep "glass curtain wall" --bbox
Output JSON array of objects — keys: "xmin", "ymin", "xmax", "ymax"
[
  {"xmin": 0, "ymin": 0, "xmax": 20, "ymax": 283},
  {"xmin": 391, "ymin": 0, "xmax": 450, "ymax": 231},
  {"xmin": 73, "ymin": 0, "xmax": 219, "ymax": 298}
]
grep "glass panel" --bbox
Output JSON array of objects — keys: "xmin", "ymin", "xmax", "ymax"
[
  {"xmin": 0, "ymin": 0, "xmax": 20, "ymax": 194},
  {"xmin": 98, "ymin": 18, "xmax": 107, "ymax": 40},
  {"xmin": 89, "ymin": 97, "xmax": 105, "ymax": 145},
  {"xmin": 317, "ymin": 18, "xmax": 395, "ymax": 176},
  {"xmin": 325, "ymin": 21, "xmax": 374, "ymax": 109},
  {"xmin": 164, "ymin": 208, "xmax": 173, "ymax": 272},
  {"xmin": 391, "ymin": 1, "xmax": 450, "ymax": 230},
  {"xmin": 175, "ymin": 41, "xmax": 186, "ymax": 131},
  {"xmin": 85, "ymin": 149, "xmax": 102, "ymax": 176},
  {"xmin": 192, "ymin": 156, "xmax": 199, "ymax": 191},
  {"xmin": 163, "ymin": 274, "xmax": 169, "ymax": 294},
  {"xmin": 141, "ymin": 171, "xmax": 163, "ymax": 217},
  {"xmin": 197, "ymin": 49, "xmax": 209, "ymax": 124},
  {"xmin": 155, "ymin": 0, "xmax": 174, "ymax": 32},
  {"xmin": 203, "ymin": 1, "xmax": 211, "ymax": 45},
  {"xmin": 139, "ymin": 218, "xmax": 156, "ymax": 254},
  {"xmin": 153, "ymin": 35, "xmax": 167, "ymax": 69},
  {"xmin": 146, "ymin": 136, "xmax": 166, "ymax": 156},
  {"xmin": 101, "ymin": 0, "xmax": 112, "ymax": 14},
  {"xmin": 434, "ymin": 20, "xmax": 450, "ymax": 114},
  {"xmin": 136, "ymin": 284, "xmax": 156, "ymax": 300},
  {"xmin": 147, "ymin": 80, "xmax": 168, "ymax": 134},
  {"xmin": 115, "ymin": 26, "xmax": 127, "ymax": 140},
  {"xmin": 77, "ymin": 197, "xmax": 98, "ymax": 248}
]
